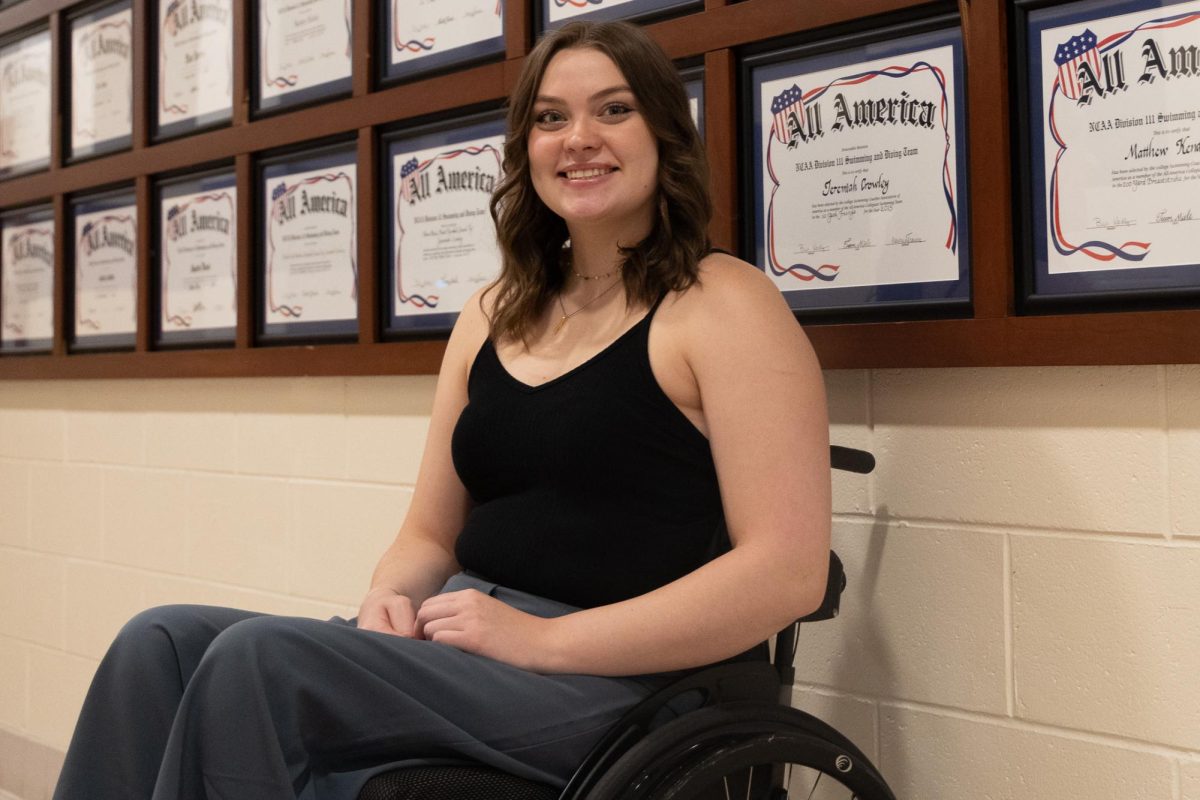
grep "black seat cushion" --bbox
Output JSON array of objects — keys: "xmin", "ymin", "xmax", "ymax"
[{"xmin": 357, "ymin": 765, "xmax": 558, "ymax": 800}]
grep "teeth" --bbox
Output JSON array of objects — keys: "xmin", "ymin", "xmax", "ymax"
[{"xmin": 564, "ymin": 168, "xmax": 613, "ymax": 179}]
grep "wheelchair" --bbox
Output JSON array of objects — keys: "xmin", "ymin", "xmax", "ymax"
[{"xmin": 360, "ymin": 446, "xmax": 895, "ymax": 800}]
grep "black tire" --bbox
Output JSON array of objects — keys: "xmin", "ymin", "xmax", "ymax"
[{"xmin": 584, "ymin": 703, "xmax": 894, "ymax": 800}]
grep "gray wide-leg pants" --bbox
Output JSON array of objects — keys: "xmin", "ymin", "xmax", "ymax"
[{"xmin": 53, "ymin": 573, "xmax": 664, "ymax": 800}]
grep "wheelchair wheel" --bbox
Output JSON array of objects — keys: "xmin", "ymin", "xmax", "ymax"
[{"xmin": 585, "ymin": 703, "xmax": 895, "ymax": 800}]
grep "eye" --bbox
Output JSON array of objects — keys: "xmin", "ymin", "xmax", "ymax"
[
  {"xmin": 534, "ymin": 109, "xmax": 567, "ymax": 128},
  {"xmin": 600, "ymin": 102, "xmax": 634, "ymax": 120}
]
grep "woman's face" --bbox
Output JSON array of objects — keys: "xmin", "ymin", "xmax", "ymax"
[{"xmin": 526, "ymin": 47, "xmax": 659, "ymax": 239}]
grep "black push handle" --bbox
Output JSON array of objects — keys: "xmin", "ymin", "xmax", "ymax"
[{"xmin": 830, "ymin": 445, "xmax": 875, "ymax": 474}]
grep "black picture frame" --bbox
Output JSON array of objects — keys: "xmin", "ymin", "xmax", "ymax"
[
  {"xmin": 0, "ymin": 203, "xmax": 55, "ymax": 354},
  {"xmin": 64, "ymin": 0, "xmax": 134, "ymax": 162},
  {"xmin": 251, "ymin": 0, "xmax": 353, "ymax": 116},
  {"xmin": 380, "ymin": 108, "xmax": 505, "ymax": 337},
  {"xmin": 741, "ymin": 16, "xmax": 971, "ymax": 321},
  {"xmin": 68, "ymin": 186, "xmax": 139, "ymax": 352},
  {"xmin": 153, "ymin": 166, "xmax": 238, "ymax": 348},
  {"xmin": 378, "ymin": 0, "xmax": 505, "ymax": 86},
  {"xmin": 256, "ymin": 139, "xmax": 359, "ymax": 344},
  {"xmin": 151, "ymin": 0, "xmax": 234, "ymax": 142},
  {"xmin": 1012, "ymin": 0, "xmax": 1200, "ymax": 314}
]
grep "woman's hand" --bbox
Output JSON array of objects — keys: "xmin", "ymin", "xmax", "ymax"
[
  {"xmin": 357, "ymin": 587, "xmax": 423, "ymax": 638},
  {"xmin": 415, "ymin": 589, "xmax": 555, "ymax": 672}
]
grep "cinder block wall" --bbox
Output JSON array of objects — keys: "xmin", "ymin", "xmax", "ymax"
[{"xmin": 0, "ymin": 366, "xmax": 1198, "ymax": 799}]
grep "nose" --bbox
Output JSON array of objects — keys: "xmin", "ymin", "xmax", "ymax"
[{"xmin": 565, "ymin": 116, "xmax": 600, "ymax": 153}]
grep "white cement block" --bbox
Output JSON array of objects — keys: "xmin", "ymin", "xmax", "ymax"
[
  {"xmin": 1181, "ymin": 760, "xmax": 1200, "ymax": 800},
  {"xmin": 0, "ymin": 410, "xmax": 64, "ymax": 461},
  {"xmin": 1012, "ymin": 536, "xmax": 1200, "ymax": 750},
  {"xmin": 824, "ymin": 370, "xmax": 872, "ymax": 516},
  {"xmin": 0, "ymin": 636, "xmax": 27, "ymax": 730},
  {"xmin": 286, "ymin": 482, "xmax": 411, "ymax": 605},
  {"xmin": 0, "ymin": 550, "xmax": 64, "ymax": 649},
  {"xmin": 102, "ymin": 469, "xmax": 190, "ymax": 573},
  {"xmin": 185, "ymin": 474, "xmax": 291, "ymax": 592},
  {"xmin": 63, "ymin": 562, "xmax": 145, "ymax": 660},
  {"xmin": 0, "ymin": 461, "xmax": 28, "ymax": 548},
  {"xmin": 872, "ymin": 366, "xmax": 1167, "ymax": 533},
  {"xmin": 65, "ymin": 411, "xmax": 145, "ymax": 465},
  {"xmin": 1167, "ymin": 365, "xmax": 1200, "ymax": 538},
  {"xmin": 28, "ymin": 464, "xmax": 103, "ymax": 559},
  {"xmin": 790, "ymin": 686, "xmax": 877, "ymax": 762},
  {"xmin": 879, "ymin": 705, "xmax": 1173, "ymax": 800},
  {"xmin": 794, "ymin": 520, "xmax": 1007, "ymax": 713},
  {"xmin": 146, "ymin": 412, "xmax": 237, "ymax": 472},
  {"xmin": 26, "ymin": 648, "xmax": 97, "ymax": 752}
]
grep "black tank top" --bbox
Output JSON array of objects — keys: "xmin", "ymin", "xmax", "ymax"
[{"xmin": 451, "ymin": 298, "xmax": 729, "ymax": 609}]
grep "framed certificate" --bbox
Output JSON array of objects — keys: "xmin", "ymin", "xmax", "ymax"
[
  {"xmin": 744, "ymin": 23, "xmax": 971, "ymax": 318},
  {"xmin": 1, "ymin": 205, "xmax": 55, "ymax": 354},
  {"xmin": 381, "ymin": 0, "xmax": 504, "ymax": 83},
  {"xmin": 255, "ymin": 0, "xmax": 352, "ymax": 114},
  {"xmin": 383, "ymin": 111, "xmax": 505, "ymax": 335},
  {"xmin": 0, "ymin": 27, "xmax": 52, "ymax": 178},
  {"xmin": 539, "ymin": 0, "xmax": 700, "ymax": 31},
  {"xmin": 70, "ymin": 189, "xmax": 138, "ymax": 351},
  {"xmin": 258, "ymin": 142, "xmax": 358, "ymax": 341},
  {"xmin": 156, "ymin": 169, "xmax": 237, "ymax": 346},
  {"xmin": 67, "ymin": 1, "xmax": 133, "ymax": 160},
  {"xmin": 680, "ymin": 62, "xmax": 704, "ymax": 140},
  {"xmin": 1015, "ymin": 0, "xmax": 1200, "ymax": 310},
  {"xmin": 154, "ymin": 0, "xmax": 233, "ymax": 139}
]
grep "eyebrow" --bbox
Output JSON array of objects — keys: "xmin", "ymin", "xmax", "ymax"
[{"xmin": 534, "ymin": 85, "xmax": 633, "ymax": 105}]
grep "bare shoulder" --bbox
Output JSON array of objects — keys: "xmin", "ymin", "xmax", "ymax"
[
  {"xmin": 667, "ymin": 253, "xmax": 817, "ymax": 369},
  {"xmin": 443, "ymin": 283, "xmax": 497, "ymax": 379}
]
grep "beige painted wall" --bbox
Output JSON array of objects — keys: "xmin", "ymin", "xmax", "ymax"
[{"xmin": 0, "ymin": 366, "xmax": 1198, "ymax": 798}]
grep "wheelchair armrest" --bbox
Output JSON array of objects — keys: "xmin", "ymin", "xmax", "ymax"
[{"xmin": 798, "ymin": 551, "xmax": 846, "ymax": 623}]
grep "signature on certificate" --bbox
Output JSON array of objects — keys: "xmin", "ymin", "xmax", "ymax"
[{"xmin": 1152, "ymin": 208, "xmax": 1194, "ymax": 225}]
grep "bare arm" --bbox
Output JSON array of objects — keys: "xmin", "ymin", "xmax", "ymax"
[
  {"xmin": 356, "ymin": 289, "xmax": 490, "ymax": 636},
  {"xmin": 418, "ymin": 257, "xmax": 832, "ymax": 674}
]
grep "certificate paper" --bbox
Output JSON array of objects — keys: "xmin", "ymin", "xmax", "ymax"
[
  {"xmin": 386, "ymin": 0, "xmax": 503, "ymax": 79},
  {"xmin": 70, "ymin": 2, "xmax": 133, "ymax": 158},
  {"xmin": 258, "ymin": 0, "xmax": 351, "ymax": 110},
  {"xmin": 750, "ymin": 30, "xmax": 969, "ymax": 311},
  {"xmin": 159, "ymin": 174, "xmax": 236, "ymax": 341},
  {"xmin": 387, "ymin": 118, "xmax": 504, "ymax": 332},
  {"xmin": 1033, "ymin": 0, "xmax": 1200, "ymax": 279},
  {"xmin": 262, "ymin": 150, "xmax": 357, "ymax": 337},
  {"xmin": 1, "ymin": 210, "xmax": 55, "ymax": 352},
  {"xmin": 157, "ymin": 0, "xmax": 233, "ymax": 135},
  {"xmin": 74, "ymin": 197, "xmax": 138, "ymax": 347},
  {"xmin": 0, "ymin": 29, "xmax": 52, "ymax": 177}
]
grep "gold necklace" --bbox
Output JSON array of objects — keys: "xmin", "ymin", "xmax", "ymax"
[
  {"xmin": 553, "ymin": 277, "xmax": 623, "ymax": 334},
  {"xmin": 573, "ymin": 264, "xmax": 622, "ymax": 281}
]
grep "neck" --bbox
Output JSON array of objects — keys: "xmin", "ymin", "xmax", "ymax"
[{"xmin": 564, "ymin": 216, "xmax": 652, "ymax": 278}]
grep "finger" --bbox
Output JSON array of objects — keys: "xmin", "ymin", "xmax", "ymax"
[{"xmin": 384, "ymin": 602, "xmax": 416, "ymax": 637}]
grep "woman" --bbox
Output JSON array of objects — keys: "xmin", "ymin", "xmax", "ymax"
[{"xmin": 53, "ymin": 20, "xmax": 830, "ymax": 800}]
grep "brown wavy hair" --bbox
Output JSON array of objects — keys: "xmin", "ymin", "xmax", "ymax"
[{"xmin": 486, "ymin": 21, "xmax": 712, "ymax": 343}]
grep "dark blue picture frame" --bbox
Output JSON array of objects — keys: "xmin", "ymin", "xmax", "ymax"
[
  {"xmin": 252, "ymin": 0, "xmax": 353, "ymax": 115},
  {"xmin": 1015, "ymin": 0, "xmax": 1200, "ymax": 312},
  {"xmin": 379, "ymin": 0, "xmax": 505, "ymax": 84},
  {"xmin": 152, "ymin": 0, "xmax": 234, "ymax": 141},
  {"xmin": 0, "ymin": 204, "xmax": 55, "ymax": 354},
  {"xmin": 257, "ymin": 141, "xmax": 360, "ymax": 343},
  {"xmin": 69, "ymin": 187, "xmax": 139, "ymax": 352},
  {"xmin": 382, "ymin": 110, "xmax": 505, "ymax": 336},
  {"xmin": 681, "ymin": 62, "xmax": 705, "ymax": 142},
  {"xmin": 66, "ymin": 0, "xmax": 134, "ymax": 162},
  {"xmin": 743, "ymin": 21, "xmax": 971, "ymax": 319},
  {"xmin": 155, "ymin": 168, "xmax": 238, "ymax": 348}
]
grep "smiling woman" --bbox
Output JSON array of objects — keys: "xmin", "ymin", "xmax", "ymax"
[{"xmin": 52, "ymin": 20, "xmax": 831, "ymax": 800}]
